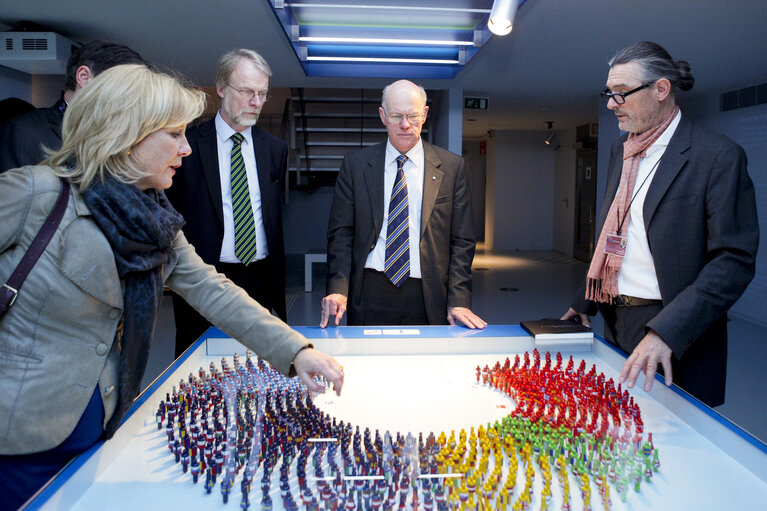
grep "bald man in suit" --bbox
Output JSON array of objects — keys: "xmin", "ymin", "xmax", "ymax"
[{"xmin": 321, "ymin": 80, "xmax": 486, "ymax": 329}]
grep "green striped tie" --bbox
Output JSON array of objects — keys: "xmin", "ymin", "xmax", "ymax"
[{"xmin": 230, "ymin": 132, "xmax": 257, "ymax": 265}]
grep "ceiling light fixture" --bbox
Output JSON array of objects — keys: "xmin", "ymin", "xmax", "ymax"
[
  {"xmin": 299, "ymin": 36, "xmax": 474, "ymax": 46},
  {"xmin": 545, "ymin": 121, "xmax": 557, "ymax": 145},
  {"xmin": 488, "ymin": 0, "xmax": 519, "ymax": 36},
  {"xmin": 286, "ymin": 3, "xmax": 491, "ymax": 14},
  {"xmin": 545, "ymin": 132, "xmax": 557, "ymax": 145},
  {"xmin": 306, "ymin": 56, "xmax": 460, "ymax": 64}
]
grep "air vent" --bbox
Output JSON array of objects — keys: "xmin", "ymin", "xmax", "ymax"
[
  {"xmin": 720, "ymin": 83, "xmax": 767, "ymax": 112},
  {"xmin": 0, "ymin": 32, "xmax": 78, "ymax": 74},
  {"xmin": 22, "ymin": 38, "xmax": 49, "ymax": 51}
]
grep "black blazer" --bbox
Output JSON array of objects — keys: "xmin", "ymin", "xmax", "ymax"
[
  {"xmin": 573, "ymin": 117, "xmax": 759, "ymax": 403},
  {"xmin": 0, "ymin": 98, "xmax": 66, "ymax": 173},
  {"xmin": 326, "ymin": 141, "xmax": 475, "ymax": 325},
  {"xmin": 167, "ymin": 117, "xmax": 288, "ymax": 319}
]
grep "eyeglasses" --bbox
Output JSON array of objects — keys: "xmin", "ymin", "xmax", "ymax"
[
  {"xmin": 600, "ymin": 81, "xmax": 655, "ymax": 104},
  {"xmin": 384, "ymin": 110, "xmax": 423, "ymax": 124},
  {"xmin": 226, "ymin": 83, "xmax": 271, "ymax": 102}
]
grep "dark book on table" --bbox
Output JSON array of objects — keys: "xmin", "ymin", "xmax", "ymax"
[{"xmin": 521, "ymin": 318, "xmax": 593, "ymax": 339}]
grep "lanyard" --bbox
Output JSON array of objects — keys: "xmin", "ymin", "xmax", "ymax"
[{"xmin": 616, "ymin": 158, "xmax": 661, "ymax": 236}]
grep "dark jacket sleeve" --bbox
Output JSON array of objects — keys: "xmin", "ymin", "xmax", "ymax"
[
  {"xmin": 647, "ymin": 141, "xmax": 758, "ymax": 358},
  {"xmin": 446, "ymin": 156, "xmax": 475, "ymax": 309},
  {"xmin": 0, "ymin": 117, "xmax": 43, "ymax": 173},
  {"xmin": 325, "ymin": 155, "xmax": 356, "ymax": 297}
]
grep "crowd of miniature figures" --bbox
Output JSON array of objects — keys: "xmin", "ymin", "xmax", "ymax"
[{"xmin": 155, "ymin": 349, "xmax": 660, "ymax": 510}]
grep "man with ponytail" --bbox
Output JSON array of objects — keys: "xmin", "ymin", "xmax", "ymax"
[{"xmin": 563, "ymin": 41, "xmax": 758, "ymax": 407}]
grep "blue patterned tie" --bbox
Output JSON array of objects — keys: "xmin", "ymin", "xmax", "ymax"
[
  {"xmin": 384, "ymin": 154, "xmax": 410, "ymax": 287},
  {"xmin": 230, "ymin": 133, "xmax": 257, "ymax": 265}
]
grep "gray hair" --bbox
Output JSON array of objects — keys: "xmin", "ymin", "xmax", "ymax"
[
  {"xmin": 609, "ymin": 41, "xmax": 694, "ymax": 96},
  {"xmin": 216, "ymin": 49, "xmax": 272, "ymax": 89},
  {"xmin": 381, "ymin": 80, "xmax": 428, "ymax": 110}
]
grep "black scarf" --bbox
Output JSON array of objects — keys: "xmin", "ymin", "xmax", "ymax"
[{"xmin": 82, "ymin": 176, "xmax": 184, "ymax": 437}]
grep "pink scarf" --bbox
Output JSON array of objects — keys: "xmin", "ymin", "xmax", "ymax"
[{"xmin": 586, "ymin": 106, "xmax": 679, "ymax": 303}]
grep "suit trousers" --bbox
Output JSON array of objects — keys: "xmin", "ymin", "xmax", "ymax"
[
  {"xmin": 172, "ymin": 256, "xmax": 281, "ymax": 358},
  {"xmin": 599, "ymin": 302, "xmax": 727, "ymax": 407},
  {"xmin": 352, "ymin": 269, "xmax": 428, "ymax": 326}
]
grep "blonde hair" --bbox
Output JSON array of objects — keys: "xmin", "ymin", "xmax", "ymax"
[{"xmin": 44, "ymin": 64, "xmax": 205, "ymax": 191}]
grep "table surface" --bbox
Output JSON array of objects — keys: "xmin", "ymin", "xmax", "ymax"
[{"xmin": 26, "ymin": 325, "xmax": 767, "ymax": 511}]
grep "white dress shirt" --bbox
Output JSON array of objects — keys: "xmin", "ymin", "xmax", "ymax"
[
  {"xmin": 365, "ymin": 139, "xmax": 424, "ymax": 278},
  {"xmin": 214, "ymin": 112, "xmax": 268, "ymax": 263},
  {"xmin": 617, "ymin": 110, "xmax": 682, "ymax": 298}
]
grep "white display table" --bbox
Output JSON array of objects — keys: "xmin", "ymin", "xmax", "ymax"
[{"xmin": 25, "ymin": 326, "xmax": 767, "ymax": 510}]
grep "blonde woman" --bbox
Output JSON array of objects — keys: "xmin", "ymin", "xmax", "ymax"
[{"xmin": 0, "ymin": 64, "xmax": 343, "ymax": 508}]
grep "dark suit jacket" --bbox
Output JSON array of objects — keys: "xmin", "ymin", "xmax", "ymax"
[
  {"xmin": 573, "ymin": 117, "xmax": 759, "ymax": 402},
  {"xmin": 0, "ymin": 98, "xmax": 66, "ymax": 173},
  {"xmin": 166, "ymin": 117, "xmax": 288, "ymax": 319},
  {"xmin": 327, "ymin": 141, "xmax": 475, "ymax": 325}
]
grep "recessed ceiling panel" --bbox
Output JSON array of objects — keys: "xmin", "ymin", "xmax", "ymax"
[{"xmin": 268, "ymin": 0, "xmax": 526, "ymax": 79}]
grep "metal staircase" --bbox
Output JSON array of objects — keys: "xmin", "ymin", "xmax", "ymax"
[{"xmin": 286, "ymin": 88, "xmax": 430, "ymax": 192}]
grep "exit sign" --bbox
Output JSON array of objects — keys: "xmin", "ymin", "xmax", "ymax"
[{"xmin": 464, "ymin": 97, "xmax": 489, "ymax": 110}]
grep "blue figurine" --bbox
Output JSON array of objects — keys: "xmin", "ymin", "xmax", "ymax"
[{"xmin": 191, "ymin": 457, "xmax": 200, "ymax": 484}]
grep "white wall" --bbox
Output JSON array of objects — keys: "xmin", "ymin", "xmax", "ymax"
[
  {"xmin": 29, "ymin": 75, "xmax": 63, "ymax": 106},
  {"xmin": 485, "ymin": 130, "xmax": 555, "ymax": 251},
  {"xmin": 1, "ymin": 67, "xmax": 65, "ymax": 107},
  {"xmin": 683, "ymin": 98, "xmax": 767, "ymax": 325},
  {"xmin": 0, "ymin": 66, "xmax": 32, "ymax": 102},
  {"xmin": 552, "ymin": 128, "xmax": 577, "ymax": 256}
]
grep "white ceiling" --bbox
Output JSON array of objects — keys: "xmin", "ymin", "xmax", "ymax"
[{"xmin": 1, "ymin": 0, "xmax": 766, "ymax": 138}]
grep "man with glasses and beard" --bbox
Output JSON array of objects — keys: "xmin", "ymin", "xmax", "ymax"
[
  {"xmin": 563, "ymin": 41, "xmax": 758, "ymax": 407},
  {"xmin": 167, "ymin": 49, "xmax": 288, "ymax": 357}
]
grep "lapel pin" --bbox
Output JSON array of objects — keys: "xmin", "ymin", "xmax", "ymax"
[{"xmin": 432, "ymin": 176, "xmax": 436, "ymax": 180}]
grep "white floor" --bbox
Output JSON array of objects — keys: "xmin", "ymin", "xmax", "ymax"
[{"xmin": 144, "ymin": 250, "xmax": 767, "ymax": 444}]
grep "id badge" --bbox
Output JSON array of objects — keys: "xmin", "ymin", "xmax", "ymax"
[{"xmin": 604, "ymin": 233, "xmax": 628, "ymax": 257}]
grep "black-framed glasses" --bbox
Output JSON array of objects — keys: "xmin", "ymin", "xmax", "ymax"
[
  {"xmin": 600, "ymin": 82, "xmax": 655, "ymax": 104},
  {"xmin": 226, "ymin": 83, "xmax": 271, "ymax": 102},
  {"xmin": 383, "ymin": 109, "xmax": 424, "ymax": 124}
]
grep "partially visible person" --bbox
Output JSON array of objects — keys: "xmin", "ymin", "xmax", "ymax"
[
  {"xmin": 0, "ymin": 40, "xmax": 148, "ymax": 172},
  {"xmin": 167, "ymin": 49, "xmax": 288, "ymax": 358},
  {"xmin": 0, "ymin": 97, "xmax": 35, "ymax": 123},
  {"xmin": 562, "ymin": 41, "xmax": 758, "ymax": 407},
  {"xmin": 321, "ymin": 80, "xmax": 486, "ymax": 329},
  {"xmin": 0, "ymin": 64, "xmax": 343, "ymax": 510}
]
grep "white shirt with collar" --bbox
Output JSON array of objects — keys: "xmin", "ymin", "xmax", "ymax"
[
  {"xmin": 214, "ymin": 112, "xmax": 268, "ymax": 263},
  {"xmin": 617, "ymin": 109, "xmax": 682, "ymax": 299},
  {"xmin": 364, "ymin": 138, "xmax": 425, "ymax": 278}
]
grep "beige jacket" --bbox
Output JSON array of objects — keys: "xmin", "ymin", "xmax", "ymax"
[{"xmin": 0, "ymin": 165, "xmax": 307, "ymax": 454}]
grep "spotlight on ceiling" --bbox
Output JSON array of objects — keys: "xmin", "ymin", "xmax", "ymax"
[
  {"xmin": 545, "ymin": 132, "xmax": 557, "ymax": 145},
  {"xmin": 545, "ymin": 121, "xmax": 559, "ymax": 149},
  {"xmin": 488, "ymin": 0, "xmax": 519, "ymax": 36}
]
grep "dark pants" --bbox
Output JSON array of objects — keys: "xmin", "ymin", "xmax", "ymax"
[
  {"xmin": 350, "ymin": 269, "xmax": 428, "ymax": 326},
  {"xmin": 172, "ymin": 256, "xmax": 283, "ymax": 358},
  {"xmin": 0, "ymin": 388, "xmax": 105, "ymax": 511},
  {"xmin": 599, "ymin": 302, "xmax": 728, "ymax": 407}
]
